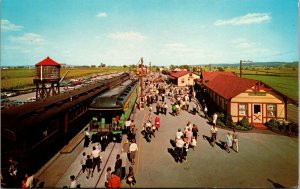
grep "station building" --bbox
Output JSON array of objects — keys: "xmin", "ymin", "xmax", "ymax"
[
  {"xmin": 167, "ymin": 71, "xmax": 200, "ymax": 87},
  {"xmin": 195, "ymin": 72, "xmax": 291, "ymax": 124}
]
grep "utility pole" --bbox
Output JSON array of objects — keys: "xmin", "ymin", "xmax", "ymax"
[
  {"xmin": 149, "ymin": 62, "xmax": 151, "ymax": 73},
  {"xmin": 240, "ymin": 60, "xmax": 252, "ymax": 77}
]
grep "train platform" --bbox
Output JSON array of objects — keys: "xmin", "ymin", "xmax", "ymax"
[{"xmin": 35, "ymin": 94, "xmax": 299, "ymax": 188}]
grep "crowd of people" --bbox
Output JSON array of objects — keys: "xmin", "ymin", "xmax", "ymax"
[
  {"xmin": 4, "ymin": 73, "xmax": 242, "ymax": 188},
  {"xmin": 1, "ymin": 159, "xmax": 35, "ymax": 188},
  {"xmin": 173, "ymin": 121, "xmax": 199, "ymax": 163}
]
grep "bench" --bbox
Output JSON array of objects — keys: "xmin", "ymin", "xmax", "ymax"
[{"xmin": 60, "ymin": 132, "xmax": 85, "ymax": 154}]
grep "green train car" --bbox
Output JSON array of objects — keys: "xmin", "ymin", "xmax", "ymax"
[{"xmin": 89, "ymin": 78, "xmax": 140, "ymax": 142}]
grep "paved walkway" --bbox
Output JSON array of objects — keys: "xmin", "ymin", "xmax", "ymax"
[
  {"xmin": 36, "ymin": 95, "xmax": 298, "ymax": 188},
  {"xmin": 133, "ymin": 96, "xmax": 298, "ymax": 188}
]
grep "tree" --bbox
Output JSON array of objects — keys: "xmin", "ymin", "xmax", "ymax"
[
  {"xmin": 170, "ymin": 65, "xmax": 175, "ymax": 70},
  {"xmin": 99, "ymin": 63, "xmax": 106, "ymax": 67}
]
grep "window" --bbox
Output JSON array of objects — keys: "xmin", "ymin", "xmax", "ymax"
[
  {"xmin": 267, "ymin": 104, "xmax": 276, "ymax": 117},
  {"xmin": 254, "ymin": 104, "xmax": 261, "ymax": 114},
  {"xmin": 189, "ymin": 73, "xmax": 193, "ymax": 77},
  {"xmin": 239, "ymin": 104, "xmax": 247, "ymax": 116},
  {"xmin": 181, "ymin": 78, "xmax": 185, "ymax": 83}
]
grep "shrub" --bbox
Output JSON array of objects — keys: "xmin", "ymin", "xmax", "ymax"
[
  {"xmin": 216, "ymin": 113, "xmax": 225, "ymax": 127},
  {"xmin": 237, "ymin": 117, "xmax": 253, "ymax": 130},
  {"xmin": 265, "ymin": 119, "xmax": 279, "ymax": 129},
  {"xmin": 224, "ymin": 113, "xmax": 233, "ymax": 127},
  {"xmin": 215, "ymin": 112, "xmax": 233, "ymax": 127}
]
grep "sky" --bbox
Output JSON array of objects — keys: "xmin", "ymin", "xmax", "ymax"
[{"xmin": 1, "ymin": 0, "xmax": 299, "ymax": 67}]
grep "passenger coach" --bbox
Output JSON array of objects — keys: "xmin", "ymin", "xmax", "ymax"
[{"xmin": 89, "ymin": 78, "xmax": 140, "ymax": 141}]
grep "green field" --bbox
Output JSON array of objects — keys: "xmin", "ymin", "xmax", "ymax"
[
  {"xmin": 243, "ymin": 75, "xmax": 298, "ymax": 102},
  {"xmin": 226, "ymin": 67, "xmax": 298, "ymax": 102},
  {"xmin": 1, "ymin": 66, "xmax": 298, "ymax": 103},
  {"xmin": 1, "ymin": 67, "xmax": 129, "ymax": 91}
]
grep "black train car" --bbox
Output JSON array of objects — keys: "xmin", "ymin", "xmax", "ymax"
[{"xmin": 1, "ymin": 72, "xmax": 130, "ymax": 185}]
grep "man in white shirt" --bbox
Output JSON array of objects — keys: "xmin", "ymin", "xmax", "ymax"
[
  {"xmin": 69, "ymin": 175, "xmax": 77, "ymax": 188},
  {"xmin": 125, "ymin": 119, "xmax": 131, "ymax": 134},
  {"xmin": 213, "ymin": 112, "xmax": 218, "ymax": 126},
  {"xmin": 176, "ymin": 128, "xmax": 183, "ymax": 140},
  {"xmin": 129, "ymin": 139, "xmax": 138, "ymax": 165},
  {"xmin": 175, "ymin": 137, "xmax": 185, "ymax": 163},
  {"xmin": 91, "ymin": 146, "xmax": 101, "ymax": 176}
]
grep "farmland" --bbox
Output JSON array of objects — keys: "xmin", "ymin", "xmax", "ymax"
[
  {"xmin": 1, "ymin": 65, "xmax": 298, "ymax": 103},
  {"xmin": 1, "ymin": 67, "xmax": 129, "ymax": 91},
  {"xmin": 224, "ymin": 66, "xmax": 298, "ymax": 102}
]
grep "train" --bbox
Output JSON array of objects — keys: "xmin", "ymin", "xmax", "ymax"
[
  {"xmin": 1, "ymin": 72, "xmax": 130, "ymax": 186},
  {"xmin": 88, "ymin": 78, "xmax": 140, "ymax": 143}
]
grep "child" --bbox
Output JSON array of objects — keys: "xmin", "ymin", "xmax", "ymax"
[{"xmin": 191, "ymin": 136, "xmax": 197, "ymax": 151}]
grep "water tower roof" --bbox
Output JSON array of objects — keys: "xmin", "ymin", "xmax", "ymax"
[{"xmin": 36, "ymin": 56, "xmax": 61, "ymax": 67}]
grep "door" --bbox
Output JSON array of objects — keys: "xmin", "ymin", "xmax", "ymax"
[{"xmin": 253, "ymin": 104, "xmax": 263, "ymax": 123}]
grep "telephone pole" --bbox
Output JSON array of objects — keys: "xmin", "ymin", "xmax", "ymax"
[{"xmin": 240, "ymin": 60, "xmax": 252, "ymax": 77}]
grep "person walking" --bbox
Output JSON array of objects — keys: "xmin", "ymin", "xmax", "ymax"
[
  {"xmin": 186, "ymin": 100, "xmax": 190, "ymax": 112},
  {"xmin": 120, "ymin": 151, "xmax": 127, "ymax": 180},
  {"xmin": 185, "ymin": 128, "xmax": 193, "ymax": 144},
  {"xmin": 91, "ymin": 146, "xmax": 102, "ymax": 176},
  {"xmin": 164, "ymin": 103, "xmax": 168, "ymax": 115},
  {"xmin": 175, "ymin": 137, "xmax": 185, "ymax": 163},
  {"xmin": 192, "ymin": 124, "xmax": 199, "ymax": 141},
  {"xmin": 108, "ymin": 172, "xmax": 121, "ymax": 188},
  {"xmin": 155, "ymin": 116, "xmax": 160, "ymax": 131},
  {"xmin": 225, "ymin": 132, "xmax": 233, "ymax": 153},
  {"xmin": 84, "ymin": 128, "xmax": 90, "ymax": 148},
  {"xmin": 156, "ymin": 103, "xmax": 160, "ymax": 115},
  {"xmin": 172, "ymin": 104, "xmax": 177, "ymax": 116},
  {"xmin": 126, "ymin": 166, "xmax": 136, "ymax": 188},
  {"xmin": 125, "ymin": 119, "xmax": 131, "ymax": 135},
  {"xmin": 85, "ymin": 155, "xmax": 93, "ymax": 179},
  {"xmin": 210, "ymin": 125, "xmax": 218, "ymax": 146},
  {"xmin": 190, "ymin": 136, "xmax": 197, "ymax": 151},
  {"xmin": 232, "ymin": 129, "xmax": 239, "ymax": 153},
  {"xmin": 80, "ymin": 152, "xmax": 87, "ymax": 175},
  {"xmin": 129, "ymin": 139, "xmax": 138, "ymax": 165},
  {"xmin": 130, "ymin": 125, "xmax": 137, "ymax": 142},
  {"xmin": 114, "ymin": 154, "xmax": 122, "ymax": 177},
  {"xmin": 213, "ymin": 112, "xmax": 218, "ymax": 126},
  {"xmin": 104, "ymin": 167, "xmax": 112, "ymax": 188},
  {"xmin": 182, "ymin": 137, "xmax": 189, "ymax": 162},
  {"xmin": 176, "ymin": 128, "xmax": 184, "ymax": 140},
  {"xmin": 69, "ymin": 175, "xmax": 77, "ymax": 188},
  {"xmin": 204, "ymin": 105, "xmax": 208, "ymax": 119}
]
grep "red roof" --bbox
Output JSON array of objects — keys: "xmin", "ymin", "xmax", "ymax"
[
  {"xmin": 36, "ymin": 57, "xmax": 61, "ymax": 66},
  {"xmin": 202, "ymin": 71, "xmax": 236, "ymax": 81},
  {"xmin": 205, "ymin": 75, "xmax": 258, "ymax": 99},
  {"xmin": 170, "ymin": 71, "xmax": 192, "ymax": 78}
]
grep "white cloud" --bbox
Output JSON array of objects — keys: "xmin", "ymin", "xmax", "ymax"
[
  {"xmin": 96, "ymin": 12, "xmax": 107, "ymax": 17},
  {"xmin": 1, "ymin": 19, "xmax": 23, "ymax": 31},
  {"xmin": 163, "ymin": 43, "xmax": 200, "ymax": 53},
  {"xmin": 231, "ymin": 38, "xmax": 256, "ymax": 49},
  {"xmin": 214, "ymin": 13, "xmax": 271, "ymax": 26},
  {"xmin": 108, "ymin": 32, "xmax": 146, "ymax": 41},
  {"xmin": 10, "ymin": 33, "xmax": 45, "ymax": 44},
  {"xmin": 164, "ymin": 43, "xmax": 189, "ymax": 51},
  {"xmin": 231, "ymin": 38, "xmax": 269, "ymax": 54}
]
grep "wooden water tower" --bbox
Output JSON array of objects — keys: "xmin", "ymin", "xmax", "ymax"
[{"xmin": 33, "ymin": 57, "xmax": 61, "ymax": 99}]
